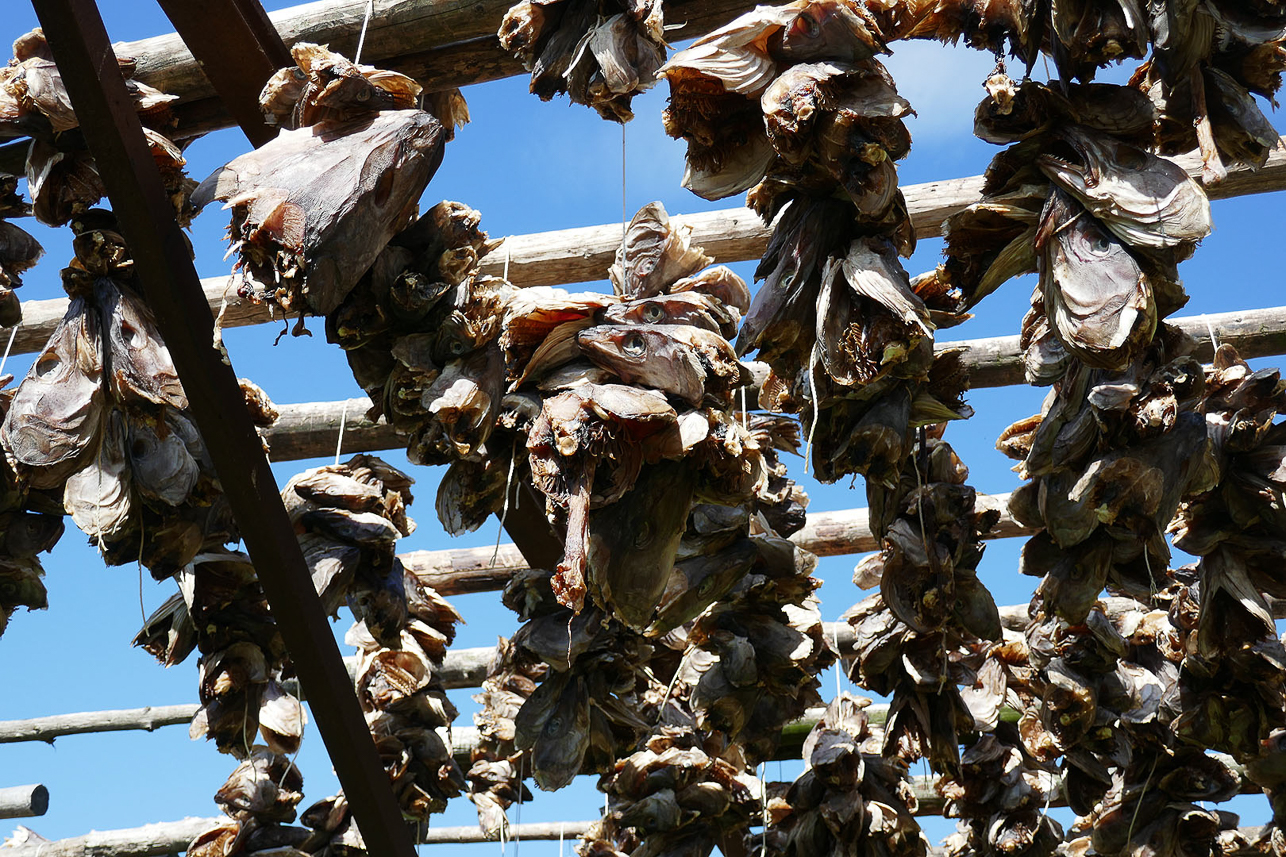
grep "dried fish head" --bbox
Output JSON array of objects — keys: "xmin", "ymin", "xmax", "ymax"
[
  {"xmin": 514, "ymin": 671, "xmax": 591, "ymax": 790},
  {"xmin": 1037, "ymin": 189, "xmax": 1156, "ymax": 370},
  {"xmin": 195, "ymin": 110, "xmax": 445, "ymax": 317},
  {"xmin": 1, "ymin": 297, "xmax": 103, "ymax": 488},
  {"xmin": 563, "ymin": 14, "xmax": 666, "ymax": 123},
  {"xmin": 1038, "ymin": 125, "xmax": 1212, "ymax": 250},
  {"xmin": 609, "ymin": 203, "xmax": 713, "ymax": 298},
  {"xmin": 0, "ymin": 219, "xmax": 42, "ymax": 290},
  {"xmin": 578, "ymin": 324, "xmax": 723, "ymax": 406},
  {"xmin": 95, "ymin": 278, "xmax": 187, "ymax": 409},
  {"xmin": 599, "ymin": 292, "xmax": 738, "ymax": 339}
]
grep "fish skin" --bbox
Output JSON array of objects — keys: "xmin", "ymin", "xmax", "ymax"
[
  {"xmin": 577, "ymin": 324, "xmax": 708, "ymax": 405},
  {"xmin": 1037, "ymin": 189, "xmax": 1155, "ymax": 370},
  {"xmin": 194, "ymin": 110, "xmax": 445, "ymax": 317},
  {"xmin": 515, "ymin": 672, "xmax": 591, "ymax": 791},
  {"xmin": 586, "ymin": 459, "xmax": 697, "ymax": 631},
  {"xmin": 650, "ymin": 538, "xmax": 758, "ymax": 636},
  {"xmin": 1, "ymin": 297, "xmax": 103, "ymax": 488},
  {"xmin": 599, "ymin": 292, "xmax": 736, "ymax": 338}
]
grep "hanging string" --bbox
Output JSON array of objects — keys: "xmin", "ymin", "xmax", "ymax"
[
  {"xmin": 622, "ymin": 123, "xmax": 628, "ymax": 245},
  {"xmin": 334, "ymin": 399, "xmax": 349, "ymax": 465},
  {"xmin": 1204, "ymin": 315, "xmax": 1221, "ymax": 353},
  {"xmin": 759, "ymin": 761, "xmax": 769, "ymax": 856},
  {"xmin": 0, "ymin": 324, "xmax": 19, "ymax": 378},
  {"xmin": 353, "ymin": 0, "xmax": 376, "ymax": 65},
  {"xmin": 514, "ymin": 753, "xmax": 525, "ymax": 855},
  {"xmin": 558, "ymin": 822, "xmax": 565, "ymax": 857}
]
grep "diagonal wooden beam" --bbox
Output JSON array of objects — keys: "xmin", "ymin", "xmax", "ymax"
[
  {"xmin": 31, "ymin": 4, "xmax": 420, "ymax": 853},
  {"xmin": 153, "ymin": 0, "xmax": 291, "ymax": 147}
]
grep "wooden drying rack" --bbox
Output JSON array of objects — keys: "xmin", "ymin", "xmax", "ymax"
[{"xmin": 2, "ymin": 0, "xmax": 1285, "ymax": 853}]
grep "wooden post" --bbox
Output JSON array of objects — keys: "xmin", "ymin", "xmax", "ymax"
[{"xmin": 0, "ymin": 784, "xmax": 49, "ymax": 819}]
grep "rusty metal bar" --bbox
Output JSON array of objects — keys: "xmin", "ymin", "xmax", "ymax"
[
  {"xmin": 153, "ymin": 0, "xmax": 291, "ymax": 147},
  {"xmin": 30, "ymin": 3, "xmax": 419, "ymax": 853}
]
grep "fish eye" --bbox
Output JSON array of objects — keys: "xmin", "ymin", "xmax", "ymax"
[
  {"xmin": 356, "ymin": 87, "xmax": 370, "ymax": 101},
  {"xmin": 643, "ymin": 304, "xmax": 664, "ymax": 322},
  {"xmin": 697, "ymin": 575, "xmax": 715, "ymax": 596},
  {"xmin": 449, "ymin": 339, "xmax": 466, "ymax": 356},
  {"xmin": 546, "ymin": 715, "xmax": 563, "ymax": 733},
  {"xmin": 1091, "ymin": 235, "xmax": 1111, "ymax": 253},
  {"xmin": 623, "ymin": 334, "xmax": 646, "ymax": 357},
  {"xmin": 792, "ymin": 12, "xmax": 819, "ymax": 38},
  {"xmin": 634, "ymin": 522, "xmax": 653, "ymax": 549},
  {"xmin": 34, "ymin": 354, "xmax": 60, "ymax": 378}
]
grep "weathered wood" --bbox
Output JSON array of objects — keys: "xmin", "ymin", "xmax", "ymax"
[
  {"xmin": 3, "ymin": 140, "xmax": 1284, "ymax": 358},
  {"xmin": 0, "ymin": 817, "xmax": 598, "ymax": 856},
  {"xmin": 0, "ymin": 784, "xmax": 48, "ymax": 820},
  {"xmin": 262, "ymin": 397, "xmax": 400, "ymax": 462},
  {"xmin": 0, "ymin": 648, "xmax": 492, "ymax": 745}
]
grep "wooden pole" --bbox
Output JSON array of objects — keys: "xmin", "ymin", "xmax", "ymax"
[
  {"xmin": 2, "ymin": 145, "xmax": 1285, "ymax": 358},
  {"xmin": 0, "ymin": 784, "xmax": 48, "ymax": 820}
]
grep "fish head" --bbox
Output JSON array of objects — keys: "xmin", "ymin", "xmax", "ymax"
[
  {"xmin": 778, "ymin": 1, "xmax": 882, "ymax": 63},
  {"xmin": 577, "ymin": 325, "xmax": 707, "ymax": 405}
]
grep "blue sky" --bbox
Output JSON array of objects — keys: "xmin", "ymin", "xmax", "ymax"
[{"xmin": 1, "ymin": 2, "xmax": 1284, "ymax": 853}]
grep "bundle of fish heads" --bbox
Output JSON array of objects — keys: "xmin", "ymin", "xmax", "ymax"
[
  {"xmin": 1165, "ymin": 346, "xmax": 1286, "ymax": 763},
  {"xmin": 284, "ymin": 453, "xmax": 467, "ymax": 821},
  {"xmin": 660, "ymin": 5, "xmax": 974, "ymax": 492},
  {"xmin": 999, "ymin": 326, "xmax": 1213, "ymax": 623},
  {"xmin": 1023, "ymin": 594, "xmax": 1245, "ymax": 856},
  {"xmin": 492, "ymin": 565, "xmax": 659, "ymax": 793},
  {"xmin": 842, "ymin": 431, "xmax": 1000, "ymax": 776},
  {"xmin": 466, "ymin": 636, "xmax": 541, "ymax": 837},
  {"xmin": 325, "ymin": 199, "xmax": 510, "ymax": 472},
  {"xmin": 0, "ymin": 173, "xmax": 43, "ymax": 327},
  {"xmin": 0, "ymin": 29, "xmax": 192, "ymax": 228},
  {"xmin": 938, "ymin": 636, "xmax": 1063, "ymax": 857},
  {"xmin": 0, "ymin": 217, "xmax": 236, "ymax": 579},
  {"xmin": 498, "ymin": 0, "xmax": 666, "ymax": 121},
  {"xmin": 503, "ymin": 201, "xmax": 774, "ymax": 626},
  {"xmin": 133, "ymin": 549, "xmax": 300, "ymax": 760},
  {"xmin": 579, "ymin": 725, "xmax": 764, "ymax": 856},
  {"xmin": 0, "ymin": 312, "xmax": 63, "ymax": 640},
  {"xmin": 1132, "ymin": 2, "xmax": 1286, "ymax": 183},
  {"xmin": 673, "ymin": 534, "xmax": 832, "ymax": 764},
  {"xmin": 930, "ymin": 78, "xmax": 1211, "ymax": 382},
  {"xmin": 187, "ymin": 748, "xmax": 310, "ymax": 857},
  {"xmin": 195, "ymin": 43, "xmax": 448, "ymax": 323},
  {"xmin": 769, "ymin": 693, "xmax": 930, "ymax": 857}
]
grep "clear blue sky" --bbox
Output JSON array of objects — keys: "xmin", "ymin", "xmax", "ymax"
[{"xmin": 1, "ymin": 2, "xmax": 1283, "ymax": 853}]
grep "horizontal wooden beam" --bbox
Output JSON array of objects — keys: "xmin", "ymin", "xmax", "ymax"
[
  {"xmin": 0, "ymin": 784, "xmax": 48, "ymax": 820},
  {"xmin": 3, "ymin": 141, "xmax": 1283, "ymax": 364},
  {"xmin": 0, "ymin": 817, "xmax": 597, "ymax": 856},
  {"xmin": 246, "ymin": 304, "xmax": 1286, "ymax": 468}
]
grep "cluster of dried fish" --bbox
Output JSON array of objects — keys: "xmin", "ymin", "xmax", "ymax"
[
  {"xmin": 930, "ymin": 77, "xmax": 1210, "ymax": 381},
  {"xmin": 1167, "ymin": 346, "xmax": 1286, "ymax": 776},
  {"xmin": 197, "ymin": 43, "xmax": 447, "ymax": 326},
  {"xmin": 1024, "ymin": 594, "xmax": 1244, "ymax": 857},
  {"xmin": 283, "ymin": 454, "xmax": 466, "ymax": 822},
  {"xmin": 844, "ymin": 429, "xmax": 1000, "ymax": 776},
  {"xmin": 937, "ymin": 636, "xmax": 1062, "ymax": 857},
  {"xmin": 659, "ymin": 3, "xmax": 973, "ymax": 499},
  {"xmin": 0, "ymin": 29, "xmax": 193, "ymax": 229},
  {"xmin": 465, "ymin": 636, "xmax": 540, "ymax": 837},
  {"xmin": 325, "ymin": 199, "xmax": 509, "ymax": 472},
  {"xmin": 674, "ymin": 533, "xmax": 832, "ymax": 763},
  {"xmin": 768, "ymin": 693, "xmax": 929, "ymax": 857},
  {"xmin": 498, "ymin": 0, "xmax": 665, "ymax": 120},
  {"xmin": 0, "ymin": 173, "xmax": 42, "ymax": 325},
  {"xmin": 999, "ymin": 326, "xmax": 1212, "ymax": 623},
  {"xmin": 1, "ymin": 216, "xmax": 237, "ymax": 580},
  {"xmin": 0, "ymin": 462, "xmax": 63, "ymax": 641},
  {"xmin": 188, "ymin": 749, "xmax": 309, "ymax": 857},
  {"xmin": 580, "ymin": 724, "xmax": 764, "ymax": 856},
  {"xmin": 1132, "ymin": 0, "xmax": 1286, "ymax": 183},
  {"xmin": 134, "ymin": 547, "xmax": 303, "ymax": 761}
]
